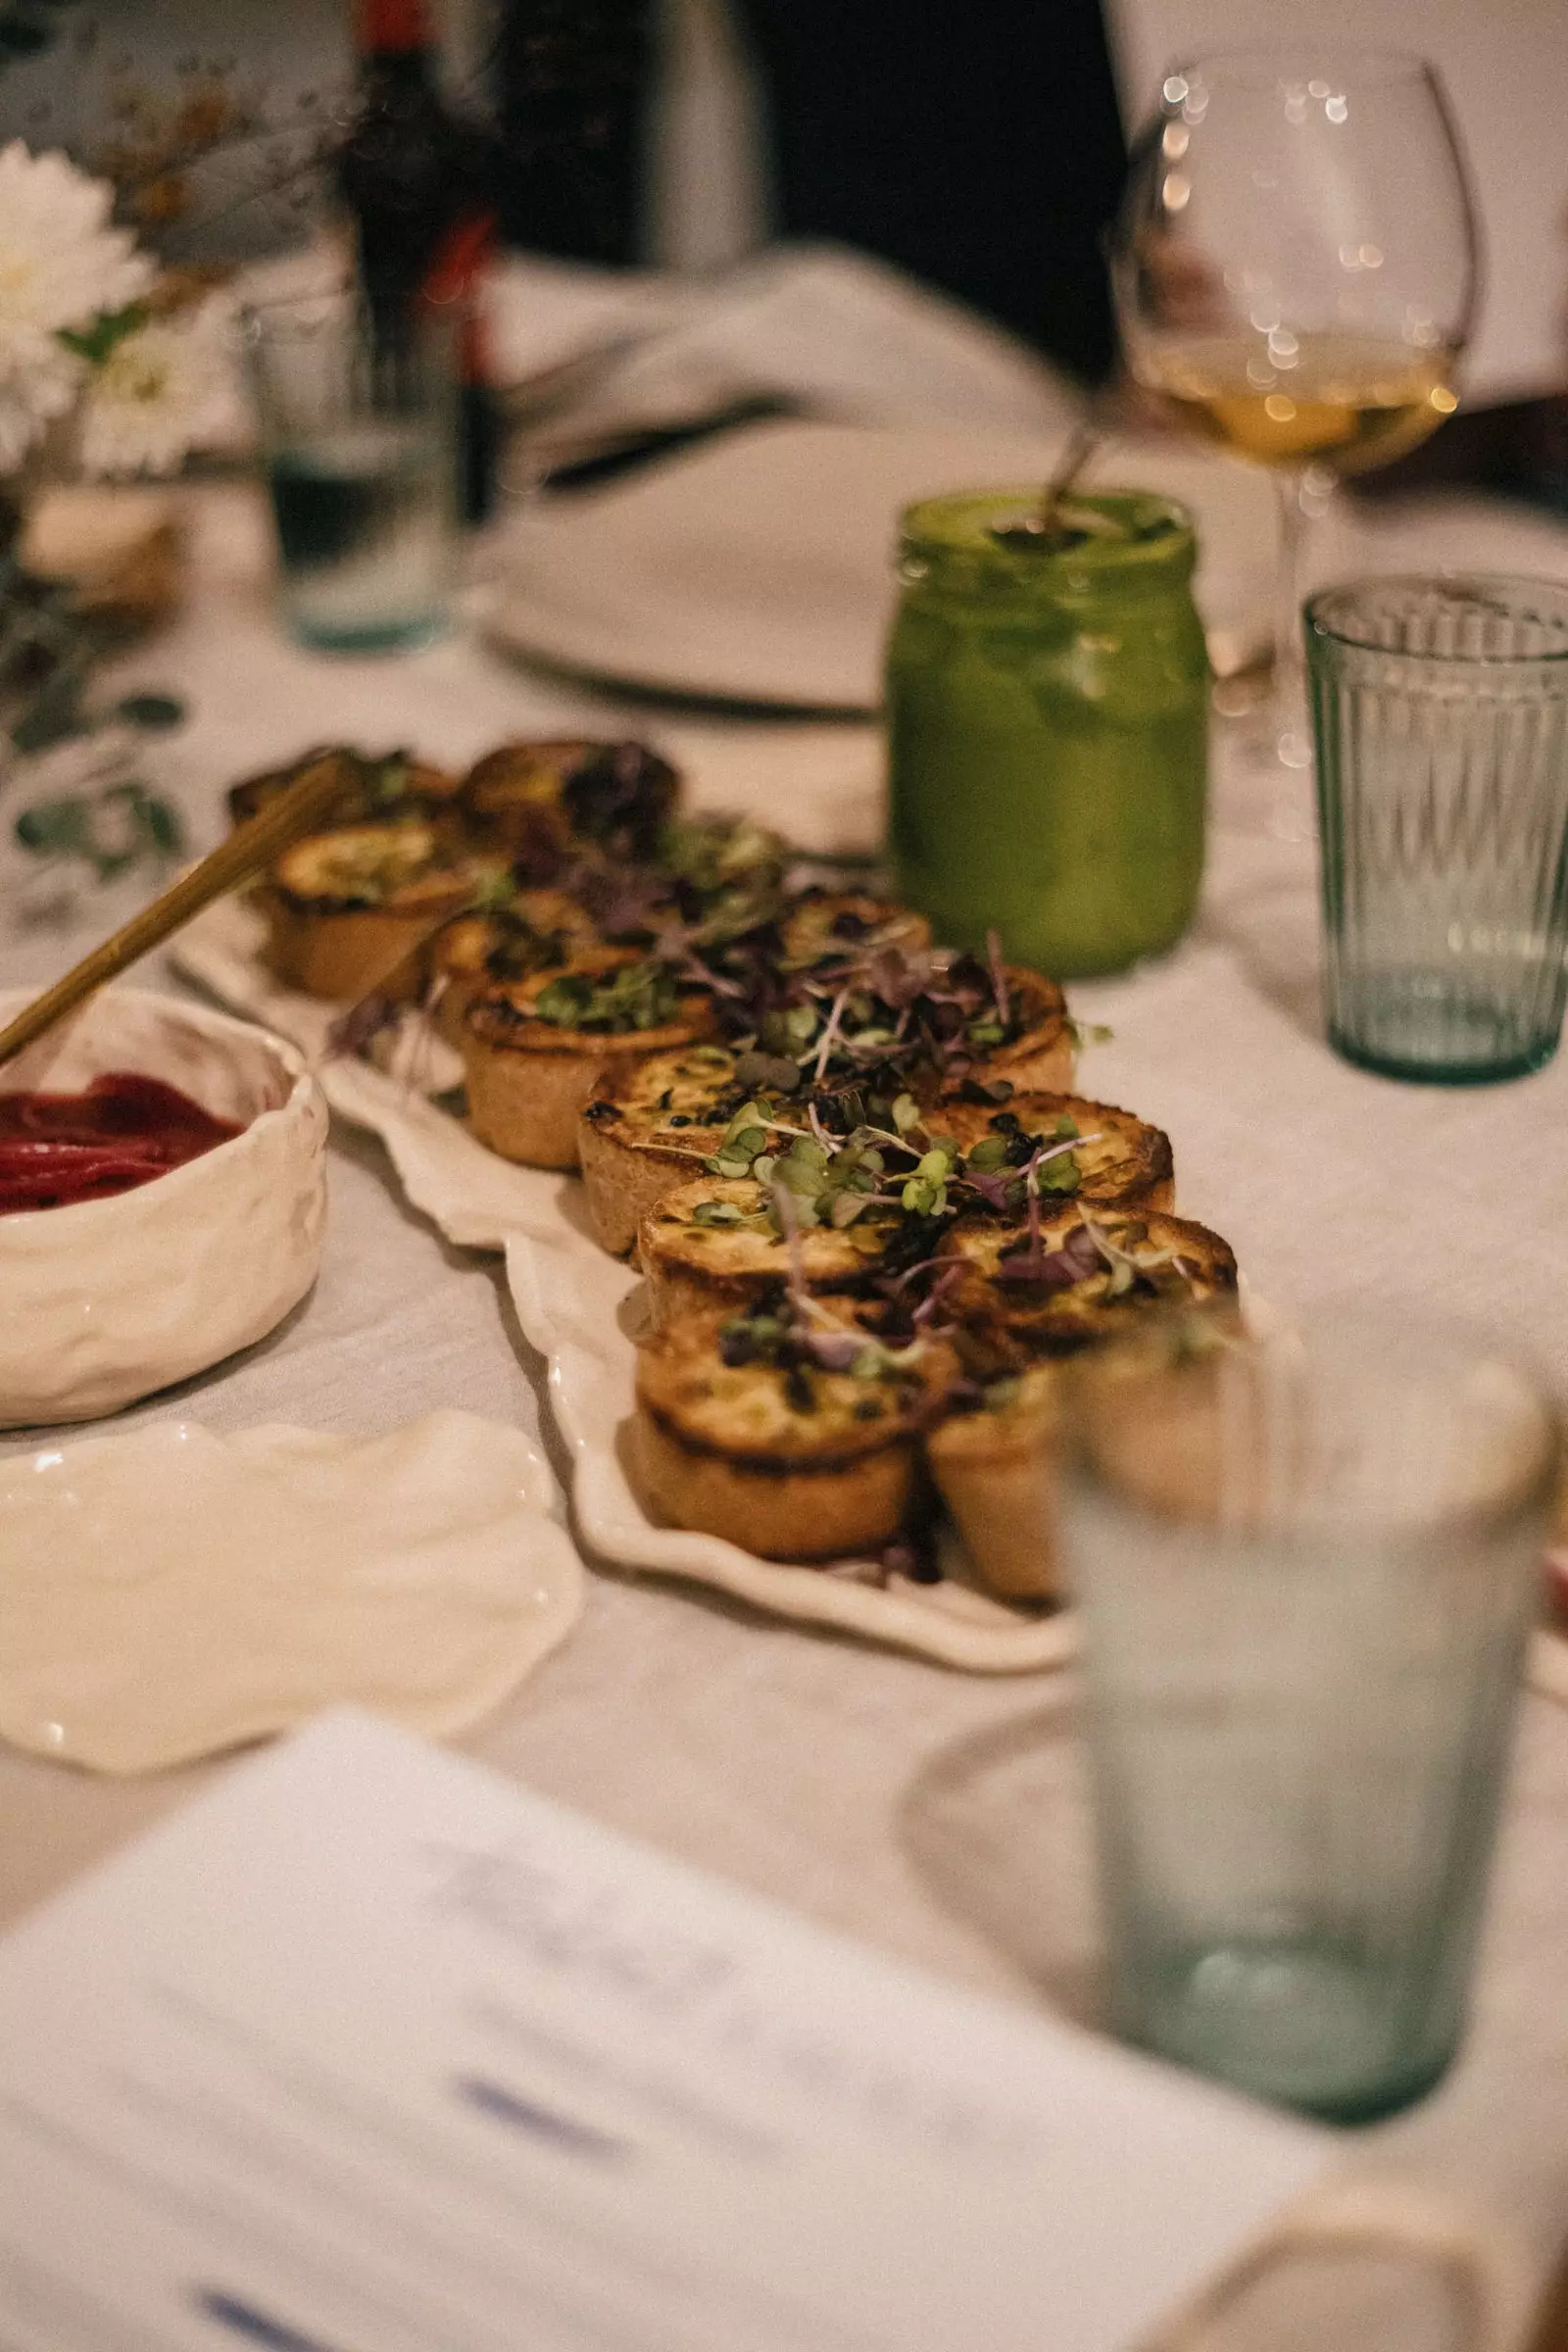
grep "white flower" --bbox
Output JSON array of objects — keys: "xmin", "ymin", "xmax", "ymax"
[
  {"xmin": 76, "ymin": 297, "xmax": 244, "ymax": 479},
  {"xmin": 0, "ymin": 142, "xmax": 153, "ymax": 469},
  {"xmin": 0, "ymin": 324, "xmax": 80, "ymax": 471},
  {"xmin": 0, "ymin": 141, "xmax": 151, "ymax": 338}
]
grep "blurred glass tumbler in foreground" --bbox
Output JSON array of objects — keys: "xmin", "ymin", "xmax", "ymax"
[
  {"xmin": 1307, "ymin": 577, "xmax": 1568, "ymax": 1084},
  {"xmin": 886, "ymin": 489, "xmax": 1207, "ymax": 979},
  {"xmin": 243, "ymin": 292, "xmax": 457, "ymax": 657},
  {"xmin": 1061, "ymin": 1308, "xmax": 1556, "ymax": 2121}
]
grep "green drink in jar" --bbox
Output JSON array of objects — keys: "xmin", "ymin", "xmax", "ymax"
[{"xmin": 886, "ymin": 488, "xmax": 1208, "ymax": 978}]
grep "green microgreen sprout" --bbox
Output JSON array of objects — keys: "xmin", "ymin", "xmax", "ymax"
[{"xmin": 531, "ymin": 960, "xmax": 683, "ymax": 1033}]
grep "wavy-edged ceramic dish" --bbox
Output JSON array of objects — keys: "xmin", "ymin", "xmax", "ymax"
[
  {"xmin": 0, "ymin": 985, "xmax": 327, "ymax": 1427},
  {"xmin": 0, "ymin": 1411, "xmax": 584, "ymax": 1771},
  {"xmin": 173, "ymin": 901, "xmax": 1568, "ymax": 1697}
]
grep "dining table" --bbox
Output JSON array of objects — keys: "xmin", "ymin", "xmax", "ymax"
[{"xmin": 4, "ymin": 444, "xmax": 1568, "ymax": 2352}]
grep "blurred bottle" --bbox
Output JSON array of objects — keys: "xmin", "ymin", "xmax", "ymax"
[
  {"xmin": 493, "ymin": 0, "xmax": 653, "ymax": 264},
  {"xmin": 337, "ymin": 0, "xmax": 500, "ymax": 521},
  {"xmin": 421, "ymin": 211, "xmax": 501, "ymax": 525},
  {"xmin": 336, "ymin": 0, "xmax": 487, "ymax": 331}
]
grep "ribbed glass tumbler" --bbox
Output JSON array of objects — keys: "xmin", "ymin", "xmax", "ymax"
[
  {"xmin": 1306, "ymin": 577, "xmax": 1568, "ymax": 1082},
  {"xmin": 1060, "ymin": 1309, "xmax": 1557, "ymax": 2122}
]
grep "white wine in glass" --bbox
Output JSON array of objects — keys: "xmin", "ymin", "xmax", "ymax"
[
  {"xmin": 1110, "ymin": 52, "xmax": 1478, "ymax": 831},
  {"xmin": 1144, "ymin": 330, "xmax": 1459, "ymax": 471}
]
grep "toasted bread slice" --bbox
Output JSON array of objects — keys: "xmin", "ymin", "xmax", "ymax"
[
  {"xmin": 941, "ymin": 1091, "xmax": 1174, "ymax": 1211},
  {"xmin": 639, "ymin": 1175, "xmax": 910, "ymax": 1325},
  {"xmin": 927, "ymin": 1366, "xmax": 1061, "ymax": 1600},
  {"xmin": 940, "ymin": 1204, "xmax": 1238, "ymax": 1360},
  {"xmin": 462, "ymin": 738, "xmax": 679, "ymax": 870},
  {"xmin": 630, "ymin": 1305, "xmax": 955, "ymax": 1561},
  {"xmin": 462, "ymin": 953, "xmax": 716, "ymax": 1169},
  {"xmin": 264, "ymin": 823, "xmax": 500, "ymax": 1002},
  {"xmin": 576, "ymin": 1043, "xmax": 752, "ymax": 1254},
  {"xmin": 425, "ymin": 889, "xmax": 600, "ymax": 1043},
  {"xmin": 777, "ymin": 893, "xmax": 931, "ymax": 969}
]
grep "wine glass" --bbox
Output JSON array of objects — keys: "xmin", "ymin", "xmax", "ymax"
[{"xmin": 1109, "ymin": 50, "xmax": 1479, "ymax": 834}]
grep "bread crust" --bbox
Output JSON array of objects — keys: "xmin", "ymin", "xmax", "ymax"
[
  {"xmin": 937, "ymin": 1090, "xmax": 1175, "ymax": 1211},
  {"xmin": 927, "ymin": 1367, "xmax": 1061, "ymax": 1599},
  {"xmin": 575, "ymin": 1045, "xmax": 745, "ymax": 1253},
  {"xmin": 462, "ymin": 958, "xmax": 715, "ymax": 1169},
  {"xmin": 638, "ymin": 1175, "xmax": 904, "ymax": 1325},
  {"xmin": 630, "ymin": 1313, "xmax": 952, "ymax": 1561},
  {"xmin": 941, "ymin": 1204, "xmax": 1238, "ymax": 1360}
]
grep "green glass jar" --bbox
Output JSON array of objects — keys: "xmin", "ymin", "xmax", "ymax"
[{"xmin": 886, "ymin": 488, "xmax": 1208, "ymax": 978}]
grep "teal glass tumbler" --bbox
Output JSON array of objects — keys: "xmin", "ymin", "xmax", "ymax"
[
  {"xmin": 1306, "ymin": 576, "xmax": 1568, "ymax": 1083},
  {"xmin": 1059, "ymin": 1309, "xmax": 1557, "ymax": 2122},
  {"xmin": 243, "ymin": 290, "xmax": 457, "ymax": 657}
]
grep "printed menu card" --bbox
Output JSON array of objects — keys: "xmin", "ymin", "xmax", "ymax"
[{"xmin": 0, "ymin": 1710, "xmax": 1329, "ymax": 2350}]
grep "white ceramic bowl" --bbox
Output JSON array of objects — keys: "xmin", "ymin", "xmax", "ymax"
[{"xmin": 0, "ymin": 986, "xmax": 327, "ymax": 1427}]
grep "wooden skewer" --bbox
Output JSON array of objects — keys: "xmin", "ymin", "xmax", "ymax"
[{"xmin": 0, "ymin": 750, "xmax": 354, "ymax": 1070}]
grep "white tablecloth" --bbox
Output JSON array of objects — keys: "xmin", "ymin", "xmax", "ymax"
[{"xmin": 3, "ymin": 478, "xmax": 1568, "ymax": 2351}]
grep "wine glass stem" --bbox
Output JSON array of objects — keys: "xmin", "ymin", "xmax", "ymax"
[{"xmin": 1268, "ymin": 468, "xmax": 1315, "ymax": 768}]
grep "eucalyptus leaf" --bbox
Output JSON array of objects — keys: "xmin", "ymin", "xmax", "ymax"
[
  {"xmin": 116, "ymin": 692, "xmax": 186, "ymax": 733},
  {"xmin": 14, "ymin": 796, "xmax": 88, "ymax": 856},
  {"xmin": 11, "ymin": 674, "xmax": 87, "ymax": 753}
]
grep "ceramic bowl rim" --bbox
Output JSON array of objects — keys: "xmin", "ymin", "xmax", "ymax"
[{"xmin": 0, "ymin": 985, "xmax": 321, "ymax": 1239}]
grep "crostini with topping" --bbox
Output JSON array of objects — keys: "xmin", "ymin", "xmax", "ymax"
[
  {"xmin": 939, "ymin": 1090, "xmax": 1174, "ymax": 1212},
  {"xmin": 461, "ymin": 738, "xmax": 679, "ymax": 873},
  {"xmin": 264, "ymin": 822, "xmax": 506, "ymax": 1003},
  {"xmin": 630, "ymin": 1292, "xmax": 956, "ymax": 1562},
  {"xmin": 462, "ymin": 951, "xmax": 717, "ymax": 1170},
  {"xmin": 939, "ymin": 1202, "xmax": 1238, "ymax": 1361}
]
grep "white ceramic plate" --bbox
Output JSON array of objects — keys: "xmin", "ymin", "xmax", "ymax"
[
  {"xmin": 172, "ymin": 903, "xmax": 1074, "ymax": 1673},
  {"xmin": 0, "ymin": 1411, "xmax": 584, "ymax": 1773},
  {"xmin": 482, "ymin": 419, "xmax": 1276, "ymax": 710}
]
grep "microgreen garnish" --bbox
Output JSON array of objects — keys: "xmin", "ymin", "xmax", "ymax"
[{"xmin": 531, "ymin": 962, "xmax": 682, "ymax": 1033}]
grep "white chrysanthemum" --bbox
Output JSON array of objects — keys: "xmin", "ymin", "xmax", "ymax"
[
  {"xmin": 0, "ymin": 323, "xmax": 81, "ymax": 471},
  {"xmin": 76, "ymin": 298, "xmax": 244, "ymax": 478},
  {"xmin": 0, "ymin": 142, "xmax": 152, "ymax": 337}
]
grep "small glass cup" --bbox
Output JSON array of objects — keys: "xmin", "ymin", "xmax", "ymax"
[
  {"xmin": 242, "ymin": 290, "xmax": 457, "ymax": 656},
  {"xmin": 1059, "ymin": 1306, "xmax": 1557, "ymax": 2122},
  {"xmin": 1306, "ymin": 576, "xmax": 1568, "ymax": 1083}
]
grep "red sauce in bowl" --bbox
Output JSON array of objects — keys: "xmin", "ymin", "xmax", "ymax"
[{"xmin": 0, "ymin": 1073, "xmax": 243, "ymax": 1214}]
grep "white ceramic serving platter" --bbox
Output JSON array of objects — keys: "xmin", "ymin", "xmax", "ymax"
[
  {"xmin": 173, "ymin": 903, "xmax": 1568, "ymax": 1701},
  {"xmin": 482, "ymin": 419, "xmax": 1276, "ymax": 710},
  {"xmin": 173, "ymin": 900, "xmax": 1075, "ymax": 1674},
  {"xmin": 0, "ymin": 1411, "xmax": 583, "ymax": 1773}
]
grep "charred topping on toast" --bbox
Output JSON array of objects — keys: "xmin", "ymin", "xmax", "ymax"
[
  {"xmin": 561, "ymin": 742, "xmax": 679, "ymax": 857},
  {"xmin": 275, "ymin": 825, "xmax": 502, "ymax": 913},
  {"xmin": 714, "ymin": 1283, "xmax": 940, "ymax": 1399},
  {"xmin": 231, "ymin": 746, "xmax": 455, "ymax": 832}
]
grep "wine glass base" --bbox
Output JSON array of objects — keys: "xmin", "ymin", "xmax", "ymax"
[{"xmin": 1210, "ymin": 708, "xmax": 1316, "ymax": 844}]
